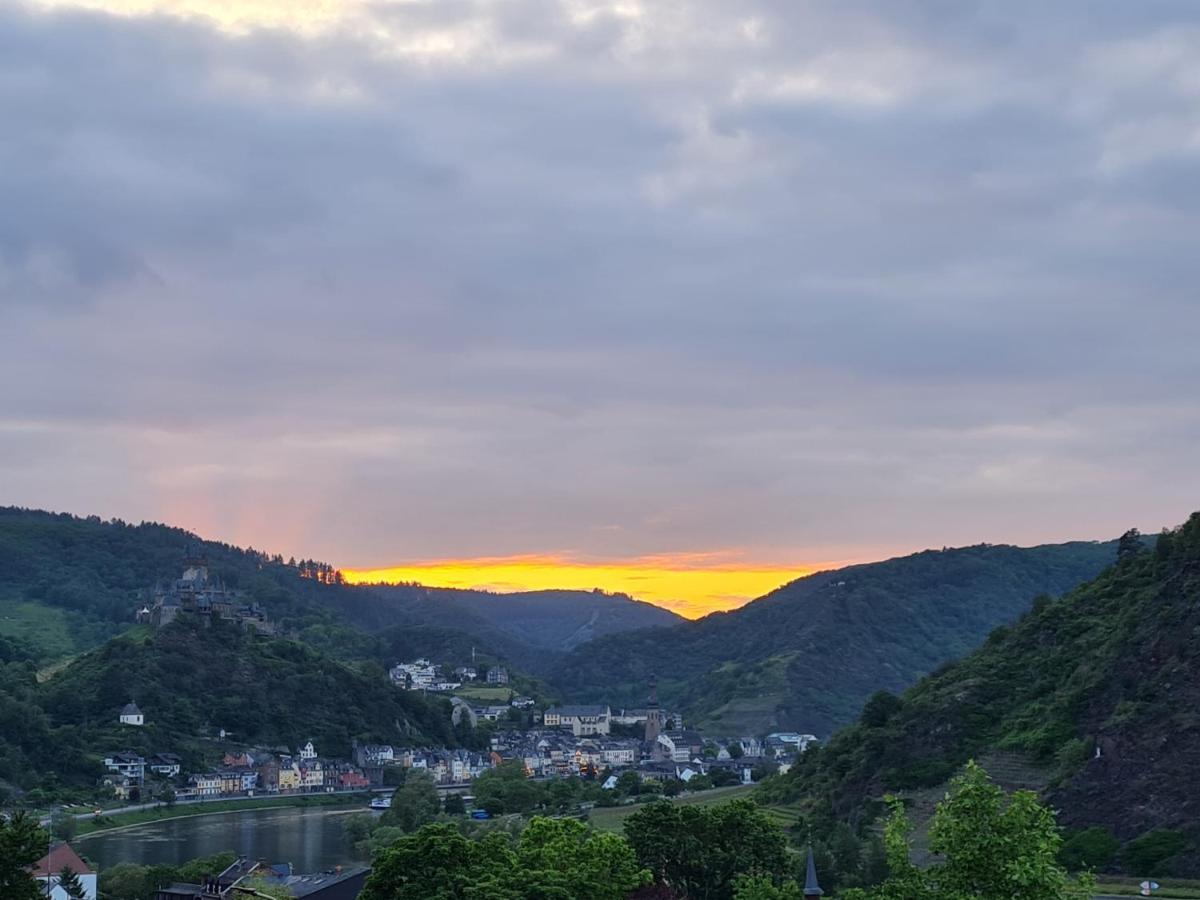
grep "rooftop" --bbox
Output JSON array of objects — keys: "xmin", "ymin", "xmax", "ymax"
[{"xmin": 31, "ymin": 842, "xmax": 93, "ymax": 877}]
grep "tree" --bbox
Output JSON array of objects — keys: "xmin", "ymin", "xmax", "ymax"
[
  {"xmin": 733, "ymin": 874, "xmax": 803, "ymax": 899},
  {"xmin": 514, "ymin": 817, "xmax": 650, "ymax": 899},
  {"xmin": 50, "ymin": 810, "xmax": 77, "ymax": 841},
  {"xmin": 860, "ymin": 691, "xmax": 903, "ymax": 728},
  {"xmin": 624, "ymin": 799, "xmax": 792, "ymax": 900},
  {"xmin": 843, "ymin": 762, "xmax": 1094, "ymax": 900},
  {"xmin": 444, "ymin": 792, "xmax": 467, "ymax": 816},
  {"xmin": 0, "ymin": 812, "xmax": 49, "ymax": 900},
  {"xmin": 380, "ymin": 769, "xmax": 441, "ymax": 832},
  {"xmin": 726, "ymin": 741, "xmax": 745, "ymax": 759},
  {"xmin": 473, "ymin": 760, "xmax": 544, "ymax": 814},
  {"xmin": 1117, "ymin": 528, "xmax": 1145, "ymax": 562},
  {"xmin": 362, "ymin": 818, "xmax": 648, "ymax": 900},
  {"xmin": 57, "ymin": 866, "xmax": 88, "ymax": 900}
]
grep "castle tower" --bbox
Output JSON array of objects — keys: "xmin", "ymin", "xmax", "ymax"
[
  {"xmin": 644, "ymin": 676, "xmax": 663, "ymax": 745},
  {"xmin": 181, "ymin": 543, "xmax": 209, "ymax": 584}
]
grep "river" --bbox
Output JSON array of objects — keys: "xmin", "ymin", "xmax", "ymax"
[{"xmin": 76, "ymin": 805, "xmax": 371, "ymax": 872}]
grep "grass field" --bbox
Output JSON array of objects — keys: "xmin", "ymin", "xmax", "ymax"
[
  {"xmin": 452, "ymin": 685, "xmax": 513, "ymax": 701},
  {"xmin": 588, "ymin": 784, "xmax": 757, "ymax": 833},
  {"xmin": 73, "ymin": 793, "xmax": 367, "ymax": 836}
]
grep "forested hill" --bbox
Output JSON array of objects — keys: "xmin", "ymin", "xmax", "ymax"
[
  {"xmin": 0, "ymin": 618, "xmax": 459, "ymax": 799},
  {"xmin": 0, "ymin": 506, "xmax": 380, "ymax": 662},
  {"xmin": 549, "ymin": 540, "xmax": 1117, "ymax": 736},
  {"xmin": 761, "ymin": 514, "xmax": 1200, "ymax": 875},
  {"xmin": 366, "ymin": 584, "xmax": 682, "ymax": 651},
  {"xmin": 0, "ymin": 507, "xmax": 672, "ymax": 667}
]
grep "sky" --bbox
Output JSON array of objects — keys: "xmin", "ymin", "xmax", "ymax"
[{"xmin": 2, "ymin": 1, "xmax": 1199, "ymax": 617}]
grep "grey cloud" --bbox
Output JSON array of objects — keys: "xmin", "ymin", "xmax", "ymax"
[{"xmin": 1, "ymin": 0, "xmax": 1198, "ymax": 568}]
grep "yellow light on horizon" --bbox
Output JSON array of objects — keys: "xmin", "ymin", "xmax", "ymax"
[{"xmin": 342, "ymin": 553, "xmax": 845, "ymax": 619}]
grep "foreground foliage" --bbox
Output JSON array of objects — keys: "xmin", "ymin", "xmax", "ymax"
[
  {"xmin": 843, "ymin": 763, "xmax": 1093, "ymax": 900},
  {"xmin": 99, "ymin": 852, "xmax": 238, "ymax": 900},
  {"xmin": 361, "ymin": 818, "xmax": 649, "ymax": 900},
  {"xmin": 0, "ymin": 812, "xmax": 51, "ymax": 900}
]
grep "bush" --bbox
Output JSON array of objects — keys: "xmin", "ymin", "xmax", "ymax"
[
  {"xmin": 1059, "ymin": 827, "xmax": 1118, "ymax": 871},
  {"xmin": 1124, "ymin": 829, "xmax": 1188, "ymax": 876}
]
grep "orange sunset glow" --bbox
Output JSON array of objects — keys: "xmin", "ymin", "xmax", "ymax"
[{"xmin": 342, "ymin": 553, "xmax": 848, "ymax": 619}]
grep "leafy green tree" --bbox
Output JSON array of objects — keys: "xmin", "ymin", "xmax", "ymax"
[
  {"xmin": 1117, "ymin": 528, "xmax": 1145, "ymax": 562},
  {"xmin": 624, "ymin": 799, "xmax": 791, "ymax": 900},
  {"xmin": 473, "ymin": 760, "xmax": 544, "ymax": 814},
  {"xmin": 860, "ymin": 691, "xmax": 903, "ymax": 727},
  {"xmin": 732, "ymin": 874, "xmax": 802, "ymax": 899},
  {"xmin": 843, "ymin": 763, "xmax": 1093, "ymax": 900},
  {"xmin": 380, "ymin": 769, "xmax": 440, "ymax": 832},
  {"xmin": 0, "ymin": 812, "xmax": 49, "ymax": 900},
  {"xmin": 57, "ymin": 866, "xmax": 88, "ymax": 900},
  {"xmin": 514, "ymin": 817, "xmax": 649, "ymax": 899},
  {"xmin": 615, "ymin": 770, "xmax": 641, "ymax": 796},
  {"xmin": 50, "ymin": 810, "xmax": 77, "ymax": 841},
  {"xmin": 444, "ymin": 792, "xmax": 467, "ymax": 816},
  {"xmin": 353, "ymin": 818, "xmax": 645, "ymax": 900}
]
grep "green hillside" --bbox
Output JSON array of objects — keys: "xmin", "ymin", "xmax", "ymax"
[
  {"xmin": 761, "ymin": 514, "xmax": 1200, "ymax": 876},
  {"xmin": 0, "ymin": 617, "xmax": 459, "ymax": 803},
  {"xmin": 550, "ymin": 541, "xmax": 1118, "ymax": 735},
  {"xmin": 0, "ymin": 507, "xmax": 673, "ymax": 671}
]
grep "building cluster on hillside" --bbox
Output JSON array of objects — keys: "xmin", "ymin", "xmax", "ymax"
[
  {"xmin": 390, "ymin": 658, "xmax": 508, "ymax": 691},
  {"xmin": 138, "ymin": 549, "xmax": 273, "ymax": 634},
  {"xmin": 388, "ymin": 659, "xmax": 459, "ymax": 692}
]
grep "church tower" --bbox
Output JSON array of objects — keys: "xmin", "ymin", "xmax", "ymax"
[{"xmin": 644, "ymin": 676, "xmax": 663, "ymax": 745}]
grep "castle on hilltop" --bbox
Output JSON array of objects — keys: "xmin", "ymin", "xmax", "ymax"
[{"xmin": 139, "ymin": 546, "xmax": 274, "ymax": 634}]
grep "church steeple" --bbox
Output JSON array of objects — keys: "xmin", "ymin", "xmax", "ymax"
[
  {"xmin": 644, "ymin": 675, "xmax": 663, "ymax": 745},
  {"xmin": 803, "ymin": 846, "xmax": 824, "ymax": 897}
]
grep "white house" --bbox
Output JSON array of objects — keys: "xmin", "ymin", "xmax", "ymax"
[
  {"xmin": 119, "ymin": 701, "xmax": 144, "ymax": 726},
  {"xmin": 103, "ymin": 751, "xmax": 145, "ymax": 782},
  {"xmin": 32, "ymin": 844, "xmax": 97, "ymax": 900},
  {"xmin": 543, "ymin": 705, "xmax": 611, "ymax": 736},
  {"xmin": 299, "ymin": 740, "xmax": 317, "ymax": 761},
  {"xmin": 390, "ymin": 659, "xmax": 438, "ymax": 690}
]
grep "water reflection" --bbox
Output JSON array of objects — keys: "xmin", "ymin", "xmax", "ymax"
[{"xmin": 77, "ymin": 806, "xmax": 369, "ymax": 871}]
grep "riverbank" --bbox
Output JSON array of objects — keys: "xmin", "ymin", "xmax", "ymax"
[{"xmin": 75, "ymin": 792, "xmax": 370, "ymax": 837}]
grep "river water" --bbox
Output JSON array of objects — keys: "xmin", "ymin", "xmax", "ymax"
[{"xmin": 76, "ymin": 805, "xmax": 370, "ymax": 872}]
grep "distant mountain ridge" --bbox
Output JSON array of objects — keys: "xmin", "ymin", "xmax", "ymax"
[
  {"xmin": 548, "ymin": 540, "xmax": 1119, "ymax": 735},
  {"xmin": 364, "ymin": 583, "xmax": 682, "ymax": 651},
  {"xmin": 762, "ymin": 514, "xmax": 1200, "ymax": 875}
]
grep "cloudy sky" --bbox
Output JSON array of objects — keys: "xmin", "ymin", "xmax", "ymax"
[{"xmin": 3, "ymin": 0, "xmax": 1199, "ymax": 615}]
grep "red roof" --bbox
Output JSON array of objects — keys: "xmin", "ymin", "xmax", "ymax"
[{"xmin": 31, "ymin": 842, "xmax": 93, "ymax": 877}]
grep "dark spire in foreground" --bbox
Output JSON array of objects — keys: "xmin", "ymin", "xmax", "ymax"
[{"xmin": 804, "ymin": 846, "xmax": 824, "ymax": 897}]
